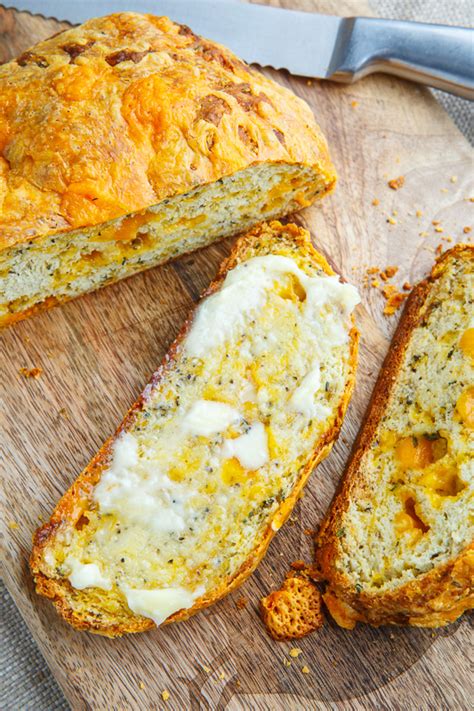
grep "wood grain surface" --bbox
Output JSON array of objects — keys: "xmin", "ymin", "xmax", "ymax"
[{"xmin": 1, "ymin": 1, "xmax": 473, "ymax": 709}]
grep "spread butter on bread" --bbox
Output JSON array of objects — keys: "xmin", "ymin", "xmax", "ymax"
[
  {"xmin": 30, "ymin": 221, "xmax": 359, "ymax": 636},
  {"xmin": 316, "ymin": 245, "xmax": 474, "ymax": 628},
  {"xmin": 0, "ymin": 12, "xmax": 336, "ymax": 328}
]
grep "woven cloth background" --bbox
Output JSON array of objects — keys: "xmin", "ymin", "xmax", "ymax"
[{"xmin": 1, "ymin": 1, "xmax": 472, "ymax": 709}]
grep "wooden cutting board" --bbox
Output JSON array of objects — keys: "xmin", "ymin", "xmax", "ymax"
[{"xmin": 1, "ymin": 1, "xmax": 473, "ymax": 709}]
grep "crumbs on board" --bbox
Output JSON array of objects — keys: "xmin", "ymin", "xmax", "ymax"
[
  {"xmin": 388, "ymin": 176, "xmax": 405, "ymax": 190},
  {"xmin": 363, "ymin": 266, "xmax": 408, "ymax": 316},
  {"xmin": 19, "ymin": 366, "xmax": 42, "ymax": 379}
]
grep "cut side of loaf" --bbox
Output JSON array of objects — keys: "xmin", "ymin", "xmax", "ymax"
[
  {"xmin": 30, "ymin": 220, "xmax": 359, "ymax": 637},
  {"xmin": 0, "ymin": 12, "xmax": 336, "ymax": 328},
  {"xmin": 316, "ymin": 245, "xmax": 474, "ymax": 628}
]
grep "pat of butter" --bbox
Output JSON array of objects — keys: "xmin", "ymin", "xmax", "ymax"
[
  {"xmin": 240, "ymin": 379, "xmax": 258, "ymax": 403},
  {"xmin": 290, "ymin": 366, "xmax": 331, "ymax": 420},
  {"xmin": 66, "ymin": 557, "xmax": 112, "ymax": 591},
  {"xmin": 182, "ymin": 400, "xmax": 241, "ymax": 437},
  {"xmin": 185, "ymin": 255, "xmax": 360, "ymax": 358},
  {"xmin": 123, "ymin": 586, "xmax": 200, "ymax": 627},
  {"xmin": 94, "ymin": 433, "xmax": 187, "ymax": 534},
  {"xmin": 111, "ymin": 431, "xmax": 139, "ymax": 470},
  {"xmin": 222, "ymin": 422, "xmax": 269, "ymax": 470}
]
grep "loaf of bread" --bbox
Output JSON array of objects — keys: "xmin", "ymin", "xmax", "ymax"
[
  {"xmin": 0, "ymin": 12, "xmax": 336, "ymax": 328},
  {"xmin": 316, "ymin": 245, "xmax": 474, "ymax": 628},
  {"xmin": 30, "ymin": 221, "xmax": 359, "ymax": 637}
]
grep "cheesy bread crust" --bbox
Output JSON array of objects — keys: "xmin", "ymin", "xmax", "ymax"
[
  {"xmin": 316, "ymin": 245, "xmax": 474, "ymax": 628},
  {"xmin": 30, "ymin": 221, "xmax": 359, "ymax": 637},
  {"xmin": 0, "ymin": 13, "xmax": 335, "ymax": 327}
]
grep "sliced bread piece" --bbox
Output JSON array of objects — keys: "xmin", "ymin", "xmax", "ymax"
[
  {"xmin": 0, "ymin": 12, "xmax": 335, "ymax": 328},
  {"xmin": 316, "ymin": 245, "xmax": 474, "ymax": 628},
  {"xmin": 30, "ymin": 220, "xmax": 359, "ymax": 637}
]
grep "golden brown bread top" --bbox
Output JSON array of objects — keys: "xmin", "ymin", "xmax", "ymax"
[{"xmin": 0, "ymin": 12, "xmax": 335, "ymax": 249}]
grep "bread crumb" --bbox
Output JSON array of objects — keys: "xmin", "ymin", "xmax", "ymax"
[
  {"xmin": 384, "ymin": 266, "xmax": 398, "ymax": 278},
  {"xmin": 19, "ymin": 366, "xmax": 42, "ymax": 379},
  {"xmin": 161, "ymin": 690, "xmax": 170, "ymax": 701},
  {"xmin": 381, "ymin": 283, "xmax": 396, "ymax": 298},
  {"xmin": 388, "ymin": 176, "xmax": 404, "ymax": 190},
  {"xmin": 306, "ymin": 79, "xmax": 313, "ymax": 86},
  {"xmin": 416, "ymin": 210, "xmax": 423, "ymax": 218},
  {"xmin": 138, "ymin": 681, "xmax": 145, "ymax": 690},
  {"xmin": 464, "ymin": 226, "xmax": 472, "ymax": 234},
  {"xmin": 290, "ymin": 560, "xmax": 307, "ymax": 571},
  {"xmin": 351, "ymin": 100, "xmax": 358, "ymax": 108},
  {"xmin": 371, "ymin": 279, "xmax": 380, "ymax": 288},
  {"xmin": 386, "ymin": 216, "xmax": 397, "ymax": 225},
  {"xmin": 58, "ymin": 407, "xmax": 69, "ymax": 418},
  {"xmin": 443, "ymin": 236, "xmax": 453, "ymax": 242},
  {"xmin": 202, "ymin": 665, "xmax": 211, "ymax": 673},
  {"xmin": 23, "ymin": 336, "xmax": 31, "ymax": 344},
  {"xmin": 403, "ymin": 282, "xmax": 412, "ymax": 291},
  {"xmin": 372, "ymin": 198, "xmax": 379, "ymax": 206},
  {"xmin": 434, "ymin": 226, "xmax": 443, "ymax": 233},
  {"xmin": 8, "ymin": 521, "xmax": 19, "ymax": 530},
  {"xmin": 235, "ymin": 596, "xmax": 248, "ymax": 610},
  {"xmin": 432, "ymin": 220, "xmax": 440, "ymax": 225},
  {"xmin": 436, "ymin": 244, "xmax": 444, "ymax": 255},
  {"xmin": 283, "ymin": 658, "xmax": 291, "ymax": 667},
  {"xmin": 366, "ymin": 267, "xmax": 379, "ymax": 274},
  {"xmin": 301, "ymin": 666, "xmax": 310, "ymax": 674},
  {"xmin": 450, "ymin": 175, "xmax": 458, "ymax": 183},
  {"xmin": 392, "ymin": 210, "xmax": 398, "ymax": 217},
  {"xmin": 440, "ymin": 188, "xmax": 449, "ymax": 193},
  {"xmin": 289, "ymin": 647, "xmax": 302, "ymax": 658},
  {"xmin": 383, "ymin": 290, "xmax": 407, "ymax": 316},
  {"xmin": 303, "ymin": 528, "xmax": 315, "ymax": 536},
  {"xmin": 261, "ymin": 574, "xmax": 324, "ymax": 640},
  {"xmin": 218, "ymin": 671, "xmax": 226, "ymax": 680},
  {"xmin": 419, "ymin": 231, "xmax": 429, "ymax": 237}
]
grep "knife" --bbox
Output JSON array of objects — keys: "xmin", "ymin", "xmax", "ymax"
[{"xmin": 4, "ymin": 0, "xmax": 474, "ymax": 99}]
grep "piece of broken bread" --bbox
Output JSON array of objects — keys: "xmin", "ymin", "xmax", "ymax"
[
  {"xmin": 30, "ymin": 220, "xmax": 359, "ymax": 637},
  {"xmin": 261, "ymin": 573, "xmax": 324, "ymax": 640},
  {"xmin": 316, "ymin": 245, "xmax": 474, "ymax": 628}
]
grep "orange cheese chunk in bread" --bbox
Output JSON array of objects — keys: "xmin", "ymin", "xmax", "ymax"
[{"xmin": 459, "ymin": 328, "xmax": 474, "ymax": 360}]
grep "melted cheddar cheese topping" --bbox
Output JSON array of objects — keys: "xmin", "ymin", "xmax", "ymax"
[{"xmin": 0, "ymin": 12, "xmax": 335, "ymax": 247}]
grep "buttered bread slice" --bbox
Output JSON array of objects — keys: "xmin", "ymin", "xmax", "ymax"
[
  {"xmin": 31, "ymin": 221, "xmax": 359, "ymax": 637},
  {"xmin": 316, "ymin": 245, "xmax": 474, "ymax": 628},
  {"xmin": 0, "ymin": 12, "xmax": 336, "ymax": 328}
]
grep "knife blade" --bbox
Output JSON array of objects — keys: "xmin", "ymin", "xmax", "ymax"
[
  {"xmin": 4, "ymin": 0, "xmax": 342, "ymax": 78},
  {"xmin": 4, "ymin": 0, "xmax": 474, "ymax": 98}
]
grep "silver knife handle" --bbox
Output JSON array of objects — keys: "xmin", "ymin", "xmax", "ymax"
[{"xmin": 329, "ymin": 17, "xmax": 474, "ymax": 99}]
